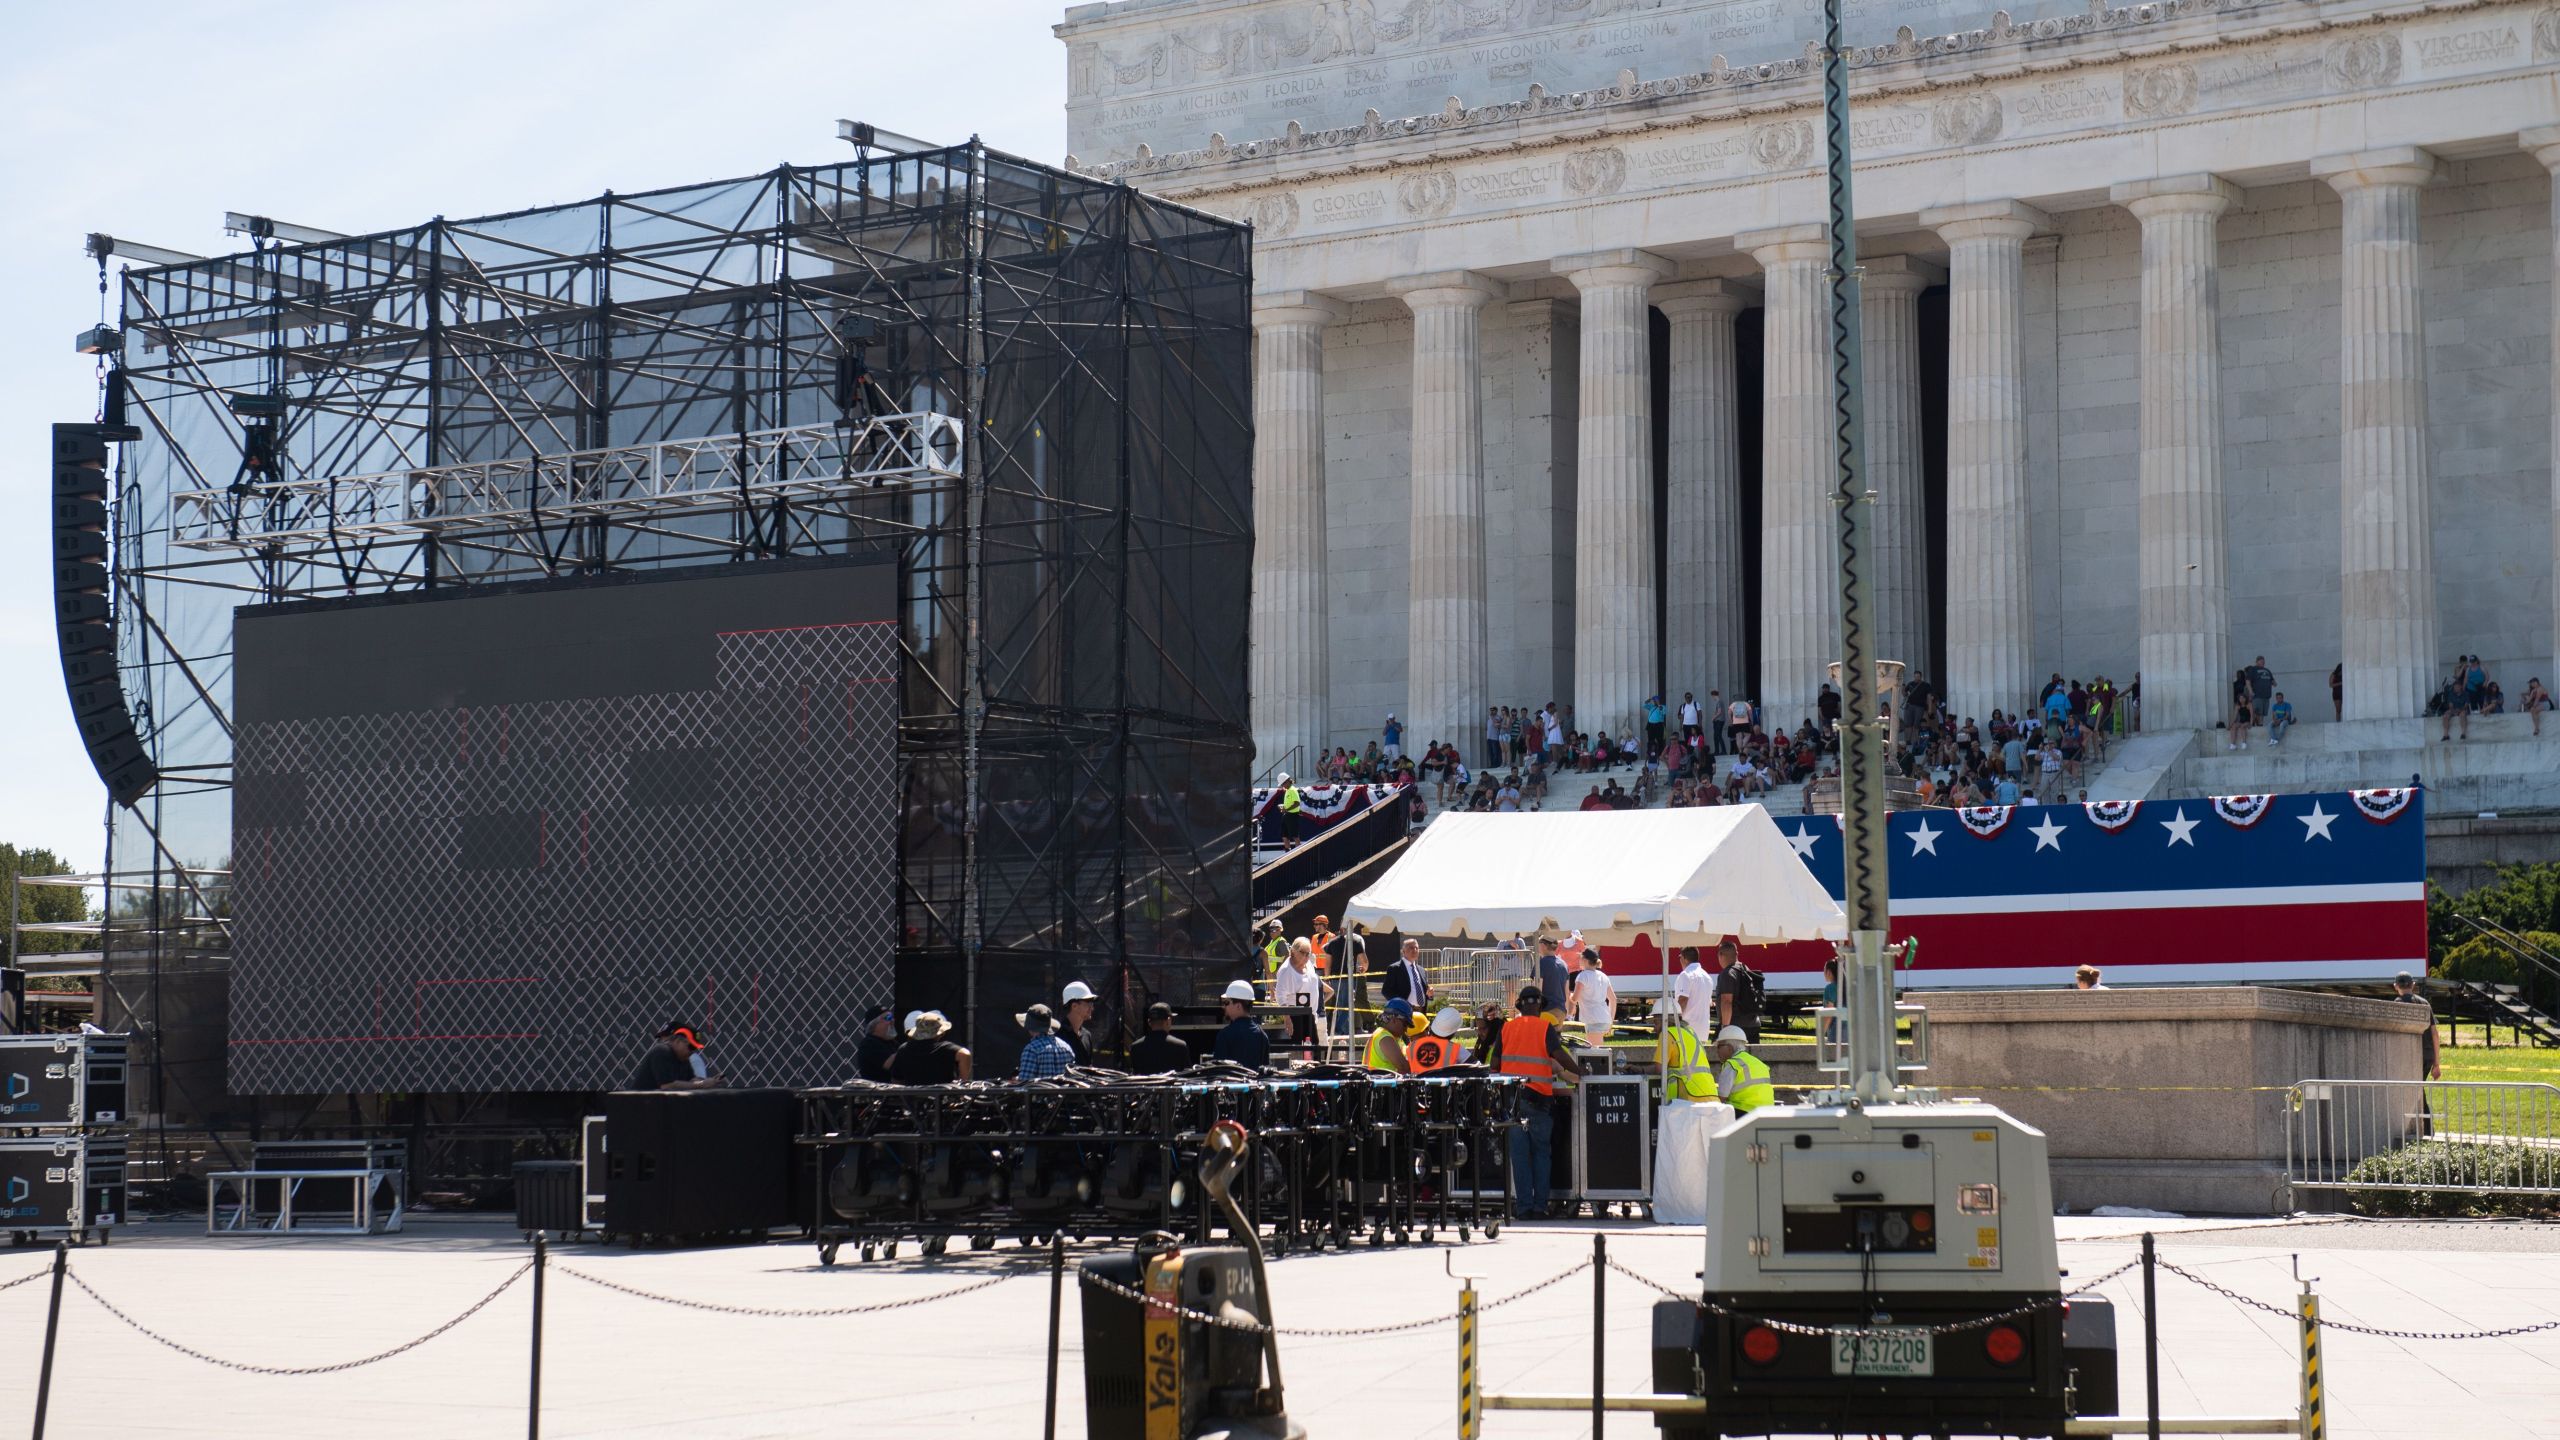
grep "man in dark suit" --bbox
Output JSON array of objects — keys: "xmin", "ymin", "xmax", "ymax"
[{"xmin": 1378, "ymin": 937, "xmax": 1431, "ymax": 1010}]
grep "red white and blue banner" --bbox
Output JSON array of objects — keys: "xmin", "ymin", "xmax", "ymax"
[
  {"xmin": 1251, "ymin": 783, "xmax": 1406, "ymax": 844},
  {"xmin": 1751, "ymin": 788, "xmax": 2426, "ymax": 990}
]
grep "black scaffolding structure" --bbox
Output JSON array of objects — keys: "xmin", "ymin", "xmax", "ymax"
[{"xmin": 84, "ymin": 138, "xmax": 1255, "ymax": 1175}]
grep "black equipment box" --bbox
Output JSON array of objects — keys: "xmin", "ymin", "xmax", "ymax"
[
  {"xmin": 0, "ymin": 1135, "xmax": 125, "ymax": 1240},
  {"xmin": 0, "ymin": 1033, "xmax": 128, "ymax": 1130},
  {"xmin": 600, "ymin": 1088, "xmax": 797, "ymax": 1241},
  {"xmin": 512, "ymin": 1160, "xmax": 584, "ymax": 1237},
  {"xmin": 1081, "ymin": 1246, "xmax": 1268, "ymax": 1440}
]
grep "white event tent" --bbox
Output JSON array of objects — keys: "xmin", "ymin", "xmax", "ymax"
[{"xmin": 1342, "ymin": 805, "xmax": 1848, "ymax": 949}]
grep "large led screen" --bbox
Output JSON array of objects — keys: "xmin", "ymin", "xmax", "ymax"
[{"xmin": 227, "ymin": 560, "xmax": 899, "ymax": 1093}]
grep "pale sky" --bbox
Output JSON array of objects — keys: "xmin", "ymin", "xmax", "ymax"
[{"xmin": 0, "ymin": 1, "xmax": 1074, "ymax": 869}]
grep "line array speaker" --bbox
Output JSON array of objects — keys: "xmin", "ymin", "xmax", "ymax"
[{"xmin": 51, "ymin": 423, "xmax": 156, "ymax": 807}]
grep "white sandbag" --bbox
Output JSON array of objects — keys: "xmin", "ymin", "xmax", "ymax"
[{"xmin": 1651, "ymin": 1097, "xmax": 1733, "ymax": 1224}]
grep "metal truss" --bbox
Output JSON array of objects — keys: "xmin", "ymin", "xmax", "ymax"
[
  {"xmin": 89, "ymin": 137, "xmax": 1253, "ymax": 1142},
  {"xmin": 168, "ymin": 412, "xmax": 962, "ymax": 564}
]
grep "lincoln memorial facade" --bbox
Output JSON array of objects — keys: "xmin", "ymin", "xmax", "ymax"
[{"xmin": 1057, "ymin": 0, "xmax": 2560, "ymax": 771}]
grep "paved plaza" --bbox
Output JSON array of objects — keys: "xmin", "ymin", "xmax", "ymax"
[{"xmin": 0, "ymin": 1213, "xmax": 2548, "ymax": 1437}]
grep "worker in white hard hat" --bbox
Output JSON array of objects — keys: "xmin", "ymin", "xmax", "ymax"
[
  {"xmin": 1059, "ymin": 979, "xmax": 1099, "ymax": 1065},
  {"xmin": 1211, "ymin": 979, "xmax": 1271, "ymax": 1068},
  {"xmin": 1657, "ymin": 997, "xmax": 1719, "ymax": 1103},
  {"xmin": 1713, "ymin": 1024, "xmax": 1775, "ymax": 1113}
]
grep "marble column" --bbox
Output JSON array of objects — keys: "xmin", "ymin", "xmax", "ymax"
[
  {"xmin": 1656, "ymin": 279, "xmax": 1749, "ymax": 705},
  {"xmin": 1249, "ymin": 292, "xmax": 1344, "ymax": 775},
  {"xmin": 1554, "ymin": 249, "xmax": 1675, "ymax": 741},
  {"xmin": 2522, "ymin": 128, "xmax": 2560, "ymax": 685},
  {"xmin": 2112, "ymin": 175, "xmax": 2240, "ymax": 733},
  {"xmin": 1390, "ymin": 272, "xmax": 1502, "ymax": 761},
  {"xmin": 1860, "ymin": 255, "xmax": 1941, "ymax": 679},
  {"xmin": 1924, "ymin": 201, "xmax": 2047, "ymax": 723},
  {"xmin": 2314, "ymin": 148, "xmax": 2439, "ymax": 722},
  {"xmin": 1740, "ymin": 224, "xmax": 1834, "ymax": 727}
]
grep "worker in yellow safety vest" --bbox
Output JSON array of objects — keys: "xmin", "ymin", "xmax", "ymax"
[
  {"xmin": 1257, "ymin": 919, "xmax": 1289, "ymax": 977},
  {"xmin": 1484, "ymin": 986, "xmax": 1586, "ymax": 1220},
  {"xmin": 1658, "ymin": 1009, "xmax": 1719, "ymax": 1102},
  {"xmin": 1713, "ymin": 1025, "xmax": 1775, "ymax": 1112},
  {"xmin": 1365, "ymin": 998, "xmax": 1414, "ymax": 1073},
  {"xmin": 1277, "ymin": 774, "xmax": 1306, "ymax": 847}
]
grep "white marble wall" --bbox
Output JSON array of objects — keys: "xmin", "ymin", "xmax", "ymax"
[{"xmin": 1285, "ymin": 164, "xmax": 2552, "ymax": 753}]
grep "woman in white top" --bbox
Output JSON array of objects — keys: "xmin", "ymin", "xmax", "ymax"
[
  {"xmin": 1272, "ymin": 939, "xmax": 1329, "ymax": 1051},
  {"xmin": 1574, "ymin": 952, "xmax": 1617, "ymax": 1042}
]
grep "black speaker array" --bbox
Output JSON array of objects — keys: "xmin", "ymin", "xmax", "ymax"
[{"xmin": 50, "ymin": 422, "xmax": 156, "ymax": 807}]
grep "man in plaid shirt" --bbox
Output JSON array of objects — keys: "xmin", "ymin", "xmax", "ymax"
[{"xmin": 1016, "ymin": 1003, "xmax": 1077, "ymax": 1082}]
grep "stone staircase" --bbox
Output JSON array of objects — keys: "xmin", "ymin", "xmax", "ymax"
[
  {"xmin": 2079, "ymin": 712, "xmax": 2560, "ymax": 812},
  {"xmin": 1413, "ymin": 755, "xmax": 1824, "ymax": 820}
]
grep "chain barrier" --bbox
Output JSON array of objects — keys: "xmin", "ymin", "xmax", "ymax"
[
  {"xmin": 2153, "ymin": 1259, "xmax": 2560, "ymax": 1341},
  {"xmin": 0, "ymin": 1266, "xmax": 56, "ymax": 1297},
  {"xmin": 1077, "ymin": 1255, "xmax": 1595, "ymax": 1339},
  {"xmin": 552, "ymin": 1263, "xmax": 1017, "ymax": 1317},
  {"xmin": 67, "ymin": 1261, "xmax": 532, "ymax": 1376}
]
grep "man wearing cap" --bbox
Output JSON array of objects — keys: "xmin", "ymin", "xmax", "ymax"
[
  {"xmin": 1016, "ymin": 1004, "xmax": 1076, "ymax": 1082},
  {"xmin": 2394, "ymin": 971, "xmax": 2441, "ymax": 1082},
  {"xmin": 1365, "ymin": 999, "xmax": 1415, "ymax": 1073},
  {"xmin": 1059, "ymin": 980, "xmax": 1099, "ymax": 1065},
  {"xmin": 1483, "ymin": 985, "xmax": 1586, "ymax": 1219},
  {"xmin": 1212, "ymin": 980, "xmax": 1271, "ymax": 1067},
  {"xmin": 1713, "ymin": 1026, "xmax": 1775, "ymax": 1113},
  {"xmin": 889, "ymin": 1011, "xmax": 972, "ymax": 1084},
  {"xmin": 853, "ymin": 1006, "xmax": 898, "ymax": 1083},
  {"xmin": 1128, "ymin": 1002, "xmax": 1192, "ymax": 1075},
  {"xmin": 627, "ymin": 1022, "xmax": 717, "ymax": 1090}
]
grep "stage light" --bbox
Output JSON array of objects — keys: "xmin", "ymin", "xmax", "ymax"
[
  {"xmin": 227, "ymin": 392, "xmax": 287, "ymax": 420},
  {"xmin": 74, "ymin": 326, "xmax": 121, "ymax": 357}
]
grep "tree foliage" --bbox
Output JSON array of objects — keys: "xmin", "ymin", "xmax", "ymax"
[
  {"xmin": 3, "ymin": 845, "xmax": 93, "ymax": 957},
  {"xmin": 2428, "ymin": 864, "xmax": 2560, "ymax": 1011}
]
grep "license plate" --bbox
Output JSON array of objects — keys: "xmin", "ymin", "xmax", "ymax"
[{"xmin": 1829, "ymin": 1327, "xmax": 1933, "ymax": 1377}]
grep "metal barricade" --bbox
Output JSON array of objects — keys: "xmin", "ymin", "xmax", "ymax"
[
  {"xmin": 2285, "ymin": 1080, "xmax": 2560, "ymax": 1202},
  {"xmin": 1439, "ymin": 947, "xmax": 1537, "ymax": 1018}
]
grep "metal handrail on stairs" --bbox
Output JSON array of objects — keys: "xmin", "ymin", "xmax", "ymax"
[{"xmin": 1252, "ymin": 745, "xmax": 1306, "ymax": 791}]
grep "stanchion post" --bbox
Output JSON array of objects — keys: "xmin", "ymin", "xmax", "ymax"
[
  {"xmin": 2297, "ymin": 1265, "xmax": 2324, "ymax": 1440},
  {"xmin": 2141, "ymin": 1231, "xmax": 2160, "ymax": 1440},
  {"xmin": 1044, "ymin": 1234, "xmax": 1066, "ymax": 1440},
  {"xmin": 528, "ymin": 1231, "xmax": 547, "ymax": 1440},
  {"xmin": 30, "ymin": 1242, "xmax": 66, "ymax": 1440},
  {"xmin": 1457, "ymin": 1276, "xmax": 1480, "ymax": 1440},
  {"xmin": 1592, "ymin": 1233, "xmax": 1606, "ymax": 1439}
]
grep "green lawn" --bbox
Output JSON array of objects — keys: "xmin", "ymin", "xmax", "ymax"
[{"xmin": 2438, "ymin": 1031, "xmax": 2560, "ymax": 1087}]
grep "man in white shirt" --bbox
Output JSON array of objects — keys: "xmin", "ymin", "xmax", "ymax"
[
  {"xmin": 1728, "ymin": 755, "xmax": 1766, "ymax": 796},
  {"xmin": 1673, "ymin": 946, "xmax": 1718, "ymax": 1034},
  {"xmin": 1679, "ymin": 692, "xmax": 1703, "ymax": 745},
  {"xmin": 1573, "ymin": 948, "xmax": 1617, "ymax": 1042}
]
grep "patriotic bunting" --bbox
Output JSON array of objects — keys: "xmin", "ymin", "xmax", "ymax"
[
  {"xmin": 2350, "ymin": 788, "xmax": 2415, "ymax": 824},
  {"xmin": 1956, "ymin": 805, "xmax": 2012, "ymax": 839},
  {"xmin": 2211, "ymin": 794, "xmax": 2275, "ymax": 828},
  {"xmin": 2083, "ymin": 799, "xmax": 2141, "ymax": 833}
]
